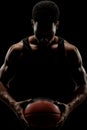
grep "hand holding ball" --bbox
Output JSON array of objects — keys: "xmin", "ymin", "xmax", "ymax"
[{"xmin": 23, "ymin": 99, "xmax": 61, "ymax": 128}]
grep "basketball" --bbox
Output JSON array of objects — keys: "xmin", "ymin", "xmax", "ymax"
[{"xmin": 23, "ymin": 99, "xmax": 61, "ymax": 128}]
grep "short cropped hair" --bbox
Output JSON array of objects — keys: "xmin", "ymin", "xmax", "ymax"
[{"xmin": 32, "ymin": 0, "xmax": 60, "ymax": 23}]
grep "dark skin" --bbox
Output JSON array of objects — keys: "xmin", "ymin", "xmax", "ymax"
[{"xmin": 0, "ymin": 20, "xmax": 87, "ymax": 129}]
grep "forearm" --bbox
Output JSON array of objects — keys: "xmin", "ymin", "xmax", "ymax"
[
  {"xmin": 0, "ymin": 81, "xmax": 17, "ymax": 109},
  {"xmin": 0, "ymin": 81, "xmax": 29, "ymax": 128},
  {"xmin": 68, "ymin": 84, "xmax": 87, "ymax": 112}
]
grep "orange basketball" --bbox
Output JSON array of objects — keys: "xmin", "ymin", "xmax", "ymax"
[{"xmin": 23, "ymin": 99, "xmax": 61, "ymax": 128}]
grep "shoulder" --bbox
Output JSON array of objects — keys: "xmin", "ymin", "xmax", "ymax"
[
  {"xmin": 8, "ymin": 40, "xmax": 23, "ymax": 53},
  {"xmin": 5, "ymin": 40, "xmax": 24, "ymax": 63},
  {"xmin": 64, "ymin": 39, "xmax": 82, "ymax": 67}
]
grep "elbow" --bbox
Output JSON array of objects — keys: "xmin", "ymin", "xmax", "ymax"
[
  {"xmin": 85, "ymin": 84, "xmax": 87, "ymax": 96},
  {"xmin": 82, "ymin": 83, "xmax": 87, "ymax": 99}
]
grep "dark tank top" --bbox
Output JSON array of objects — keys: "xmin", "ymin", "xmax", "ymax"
[{"xmin": 9, "ymin": 37, "xmax": 75, "ymax": 103}]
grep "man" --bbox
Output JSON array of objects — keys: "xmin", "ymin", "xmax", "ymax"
[{"xmin": 0, "ymin": 0, "xmax": 87, "ymax": 130}]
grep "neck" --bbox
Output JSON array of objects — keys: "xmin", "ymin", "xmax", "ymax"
[{"xmin": 35, "ymin": 36, "xmax": 55, "ymax": 48}]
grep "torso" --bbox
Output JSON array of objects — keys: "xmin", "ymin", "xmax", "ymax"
[{"xmin": 8, "ymin": 35, "xmax": 76, "ymax": 102}]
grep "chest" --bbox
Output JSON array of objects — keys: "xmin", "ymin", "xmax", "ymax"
[
  {"xmin": 9, "ymin": 49, "xmax": 75, "ymax": 101},
  {"xmin": 16, "ymin": 50, "xmax": 71, "ymax": 83}
]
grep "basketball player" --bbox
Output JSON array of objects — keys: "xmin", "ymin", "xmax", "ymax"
[{"xmin": 0, "ymin": 0, "xmax": 87, "ymax": 130}]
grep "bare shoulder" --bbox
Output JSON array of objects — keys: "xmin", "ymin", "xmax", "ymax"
[
  {"xmin": 64, "ymin": 40, "xmax": 77, "ymax": 52},
  {"xmin": 64, "ymin": 40, "xmax": 82, "ymax": 65},
  {"xmin": 8, "ymin": 40, "xmax": 23, "ymax": 53},
  {"xmin": 5, "ymin": 40, "xmax": 24, "ymax": 62},
  {"xmin": 0, "ymin": 41, "xmax": 24, "ymax": 77}
]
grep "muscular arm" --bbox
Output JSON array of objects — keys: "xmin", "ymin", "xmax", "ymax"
[
  {"xmin": 0, "ymin": 44, "xmax": 18, "ymax": 107},
  {"xmin": 56, "ymin": 43, "xmax": 87, "ymax": 128},
  {"xmin": 67, "ymin": 45, "xmax": 87, "ymax": 112},
  {"xmin": 0, "ymin": 42, "xmax": 29, "ymax": 128}
]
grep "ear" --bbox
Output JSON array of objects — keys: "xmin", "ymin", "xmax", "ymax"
[
  {"xmin": 56, "ymin": 21, "xmax": 60, "ymax": 29},
  {"xmin": 31, "ymin": 19, "xmax": 34, "ymax": 28}
]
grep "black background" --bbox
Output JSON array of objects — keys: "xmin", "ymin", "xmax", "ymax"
[
  {"xmin": 0, "ymin": 0, "xmax": 87, "ymax": 130},
  {"xmin": 0, "ymin": 0, "xmax": 87, "ymax": 69}
]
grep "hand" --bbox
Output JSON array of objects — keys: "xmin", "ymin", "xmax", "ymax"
[
  {"xmin": 54, "ymin": 101, "xmax": 70, "ymax": 128},
  {"xmin": 11, "ymin": 98, "xmax": 33, "ymax": 130}
]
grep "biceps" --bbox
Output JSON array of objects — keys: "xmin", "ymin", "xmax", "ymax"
[
  {"xmin": 0, "ymin": 64, "xmax": 14, "ymax": 85},
  {"xmin": 73, "ymin": 66, "xmax": 87, "ymax": 86}
]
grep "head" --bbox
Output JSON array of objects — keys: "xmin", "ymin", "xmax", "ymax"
[{"xmin": 32, "ymin": 0, "xmax": 60, "ymax": 44}]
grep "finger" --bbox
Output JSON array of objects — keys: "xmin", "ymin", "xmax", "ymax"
[
  {"xmin": 54, "ymin": 101, "xmax": 66, "ymax": 112},
  {"xmin": 18, "ymin": 112, "xmax": 30, "ymax": 129},
  {"xmin": 17, "ymin": 99, "xmax": 33, "ymax": 108},
  {"xmin": 56, "ymin": 117, "xmax": 65, "ymax": 128},
  {"xmin": 17, "ymin": 98, "xmax": 33, "ymax": 104}
]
